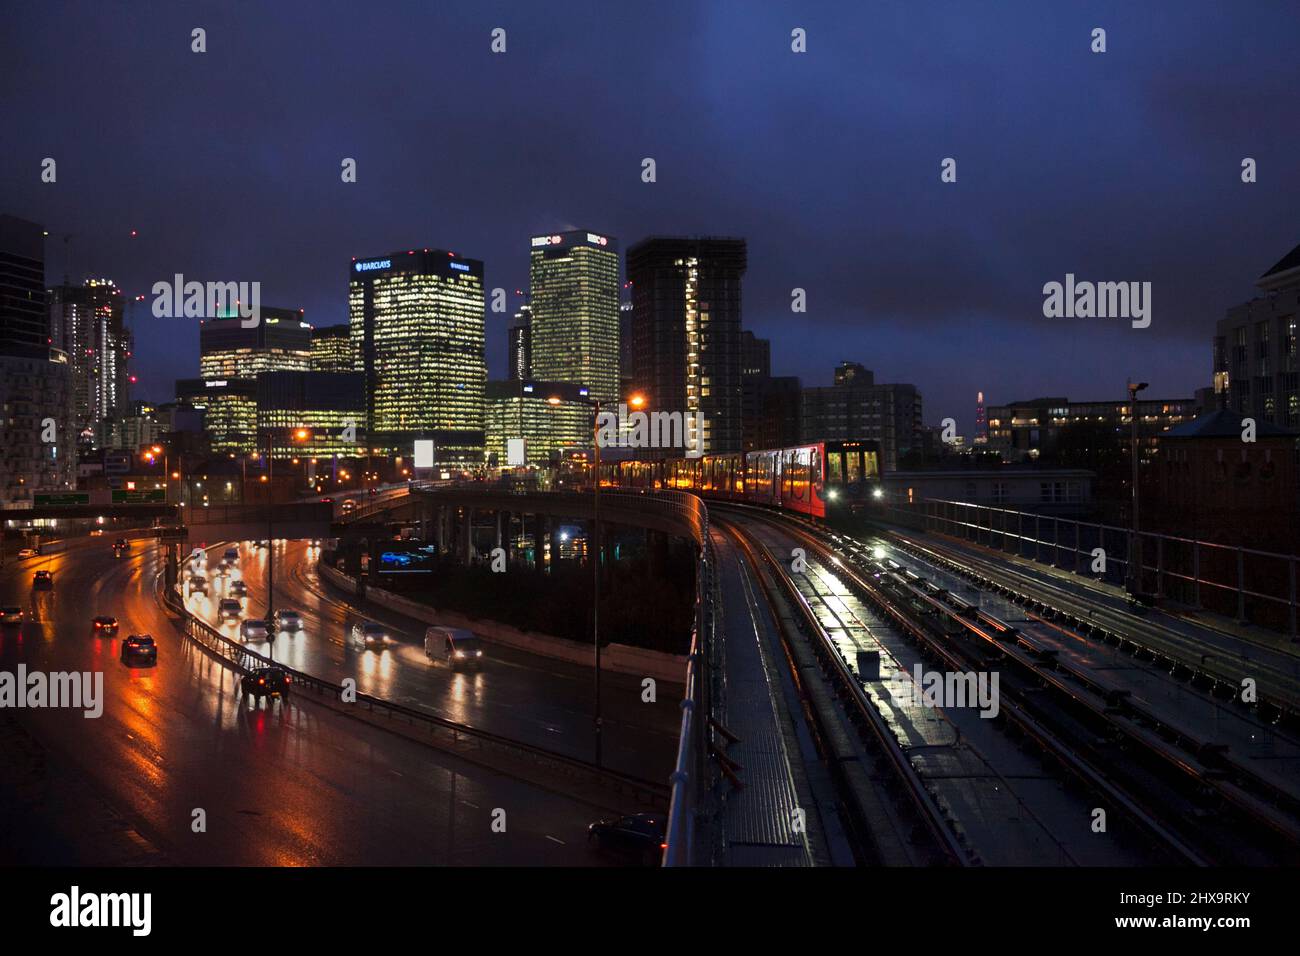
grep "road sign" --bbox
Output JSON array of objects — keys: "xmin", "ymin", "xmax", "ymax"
[
  {"xmin": 34, "ymin": 493, "xmax": 90, "ymax": 506},
  {"xmin": 112, "ymin": 489, "xmax": 167, "ymax": 504}
]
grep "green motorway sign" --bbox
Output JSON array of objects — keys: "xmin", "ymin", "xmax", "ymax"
[
  {"xmin": 112, "ymin": 489, "xmax": 167, "ymax": 504},
  {"xmin": 34, "ymin": 493, "xmax": 90, "ymax": 506}
]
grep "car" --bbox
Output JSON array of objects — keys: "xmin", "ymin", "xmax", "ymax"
[
  {"xmin": 351, "ymin": 621, "xmax": 390, "ymax": 649},
  {"xmin": 17, "ymin": 547, "xmax": 40, "ymax": 559},
  {"xmin": 229, "ymin": 579, "xmax": 248, "ymax": 596},
  {"xmin": 112, "ymin": 541, "xmax": 128, "ymax": 556},
  {"xmin": 213, "ymin": 562, "xmax": 231, "ymax": 578},
  {"xmin": 223, "ymin": 547, "xmax": 239, "ymax": 564},
  {"xmin": 120, "ymin": 634, "xmax": 157, "ymax": 665},
  {"xmin": 187, "ymin": 575, "xmax": 208, "ymax": 596},
  {"xmin": 240, "ymin": 618, "xmax": 270, "ymax": 641},
  {"xmin": 241, "ymin": 665, "xmax": 290, "ymax": 701},
  {"xmin": 273, "ymin": 609, "xmax": 302, "ymax": 631},
  {"xmin": 89, "ymin": 529, "xmax": 104, "ymax": 536},
  {"xmin": 424, "ymin": 626, "xmax": 483, "ymax": 668},
  {"xmin": 218, "ymin": 598, "xmax": 242, "ymax": 622},
  {"xmin": 32, "ymin": 570, "xmax": 53, "ymax": 590},
  {"xmin": 114, "ymin": 539, "xmax": 130, "ymax": 550},
  {"xmin": 587, "ymin": 813, "xmax": 667, "ymax": 867},
  {"xmin": 1, "ymin": 606, "xmax": 23, "ymax": 626},
  {"xmin": 92, "ymin": 615, "xmax": 119, "ymax": 635}
]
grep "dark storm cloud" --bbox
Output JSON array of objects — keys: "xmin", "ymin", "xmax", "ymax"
[{"xmin": 2, "ymin": 0, "xmax": 1297, "ymax": 433}]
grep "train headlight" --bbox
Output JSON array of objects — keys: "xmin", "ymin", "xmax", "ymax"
[
  {"xmin": 872, "ymin": 487, "xmax": 884, "ymax": 499},
  {"xmin": 826, "ymin": 488, "xmax": 839, "ymax": 500}
]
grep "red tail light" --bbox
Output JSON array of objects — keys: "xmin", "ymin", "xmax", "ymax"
[
  {"xmin": 258, "ymin": 678, "xmax": 265, "ymax": 685},
  {"xmin": 284, "ymin": 676, "xmax": 291, "ymax": 683}
]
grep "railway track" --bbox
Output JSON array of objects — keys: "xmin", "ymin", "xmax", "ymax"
[
  {"xmin": 722, "ymin": 504, "xmax": 1300, "ymax": 866},
  {"xmin": 718, "ymin": 517, "xmax": 969, "ymax": 865},
  {"xmin": 876, "ymin": 526, "xmax": 1300, "ymax": 722}
]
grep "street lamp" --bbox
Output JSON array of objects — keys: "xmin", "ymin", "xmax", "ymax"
[
  {"xmin": 1127, "ymin": 380, "xmax": 1149, "ymax": 595},
  {"xmin": 591, "ymin": 395, "xmax": 603, "ymax": 766},
  {"xmin": 263, "ymin": 427, "xmax": 312, "ymax": 642},
  {"xmin": 586, "ymin": 392, "xmax": 645, "ymax": 767}
]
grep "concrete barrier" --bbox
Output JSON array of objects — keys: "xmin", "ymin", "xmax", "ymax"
[
  {"xmin": 318, "ymin": 562, "xmax": 358, "ymax": 595},
  {"xmin": 317, "ymin": 562, "xmax": 686, "ymax": 685}
]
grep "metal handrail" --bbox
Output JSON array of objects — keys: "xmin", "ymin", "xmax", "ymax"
[{"xmin": 663, "ymin": 498, "xmax": 714, "ymax": 866}]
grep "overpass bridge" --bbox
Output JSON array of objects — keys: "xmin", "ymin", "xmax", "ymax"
[
  {"xmin": 3, "ymin": 500, "xmax": 337, "ymax": 543},
  {"xmin": 337, "ymin": 483, "xmax": 707, "ymax": 567}
]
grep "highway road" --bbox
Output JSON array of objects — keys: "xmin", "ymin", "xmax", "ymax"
[
  {"xmin": 0, "ymin": 537, "xmax": 630, "ymax": 865},
  {"xmin": 186, "ymin": 539, "xmax": 681, "ymax": 780}
]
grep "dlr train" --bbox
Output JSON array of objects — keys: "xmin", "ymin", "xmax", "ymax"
[{"xmin": 598, "ymin": 439, "xmax": 883, "ymax": 524}]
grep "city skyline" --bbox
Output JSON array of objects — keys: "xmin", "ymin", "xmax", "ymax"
[
  {"xmin": 6, "ymin": 1, "xmax": 1300, "ymax": 433},
  {"xmin": 2, "ymin": 0, "xmax": 1298, "ymax": 917}
]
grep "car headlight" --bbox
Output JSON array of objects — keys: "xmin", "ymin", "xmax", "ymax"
[{"xmin": 454, "ymin": 651, "xmax": 466, "ymax": 658}]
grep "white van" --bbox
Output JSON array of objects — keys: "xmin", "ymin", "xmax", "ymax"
[{"xmin": 424, "ymin": 626, "xmax": 483, "ymax": 669}]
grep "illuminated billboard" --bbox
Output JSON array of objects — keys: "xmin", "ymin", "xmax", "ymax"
[{"xmin": 374, "ymin": 542, "xmax": 438, "ymax": 574}]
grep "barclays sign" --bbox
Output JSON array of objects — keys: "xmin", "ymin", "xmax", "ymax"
[{"xmin": 355, "ymin": 259, "xmax": 392, "ymax": 272}]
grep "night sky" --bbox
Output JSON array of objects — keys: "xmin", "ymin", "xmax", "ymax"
[{"xmin": 3, "ymin": 0, "xmax": 1299, "ymax": 434}]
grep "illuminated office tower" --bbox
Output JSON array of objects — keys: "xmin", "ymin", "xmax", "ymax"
[
  {"xmin": 175, "ymin": 377, "xmax": 258, "ymax": 454},
  {"xmin": 626, "ymin": 236, "xmax": 747, "ymax": 454},
  {"xmin": 529, "ymin": 230, "xmax": 620, "ymax": 404},
  {"xmin": 257, "ymin": 371, "xmax": 366, "ymax": 459},
  {"xmin": 199, "ymin": 307, "xmax": 312, "ymax": 379},
  {"xmin": 348, "ymin": 250, "xmax": 486, "ymax": 463},
  {"xmin": 48, "ymin": 277, "xmax": 132, "ymax": 435},
  {"xmin": 484, "ymin": 379, "xmax": 590, "ymax": 469},
  {"xmin": 310, "ymin": 323, "xmax": 355, "ymax": 372}
]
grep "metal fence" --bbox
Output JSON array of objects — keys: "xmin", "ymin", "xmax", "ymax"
[{"xmin": 883, "ymin": 497, "xmax": 1299, "ymax": 638}]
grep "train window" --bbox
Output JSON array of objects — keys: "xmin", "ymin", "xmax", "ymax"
[
  {"xmin": 811, "ymin": 447, "xmax": 821, "ymax": 485},
  {"xmin": 864, "ymin": 449, "xmax": 880, "ymax": 479},
  {"xmin": 846, "ymin": 450, "xmax": 863, "ymax": 484},
  {"xmin": 826, "ymin": 451, "xmax": 842, "ymax": 485}
]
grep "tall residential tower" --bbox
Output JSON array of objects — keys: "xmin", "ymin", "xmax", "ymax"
[
  {"xmin": 48, "ymin": 278, "xmax": 132, "ymax": 436},
  {"xmin": 626, "ymin": 236, "xmax": 747, "ymax": 454}
]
